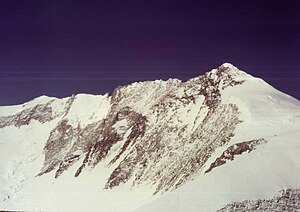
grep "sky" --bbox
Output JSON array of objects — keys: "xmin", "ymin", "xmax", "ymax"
[{"xmin": 0, "ymin": 0, "xmax": 300, "ymax": 105}]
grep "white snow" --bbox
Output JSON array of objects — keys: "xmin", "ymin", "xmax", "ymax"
[
  {"xmin": 64, "ymin": 93, "xmax": 110, "ymax": 127},
  {"xmin": 221, "ymin": 62, "xmax": 234, "ymax": 68},
  {"xmin": 113, "ymin": 119, "xmax": 129, "ymax": 134}
]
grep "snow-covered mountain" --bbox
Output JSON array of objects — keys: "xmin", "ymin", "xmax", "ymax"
[{"xmin": 1, "ymin": 63, "xmax": 299, "ymax": 212}]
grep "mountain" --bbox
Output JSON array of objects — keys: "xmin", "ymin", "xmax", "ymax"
[{"xmin": 0, "ymin": 63, "xmax": 300, "ymax": 212}]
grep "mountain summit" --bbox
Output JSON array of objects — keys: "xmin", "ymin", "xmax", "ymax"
[{"xmin": 1, "ymin": 64, "xmax": 300, "ymax": 212}]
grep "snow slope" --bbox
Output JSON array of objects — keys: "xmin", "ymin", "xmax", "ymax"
[{"xmin": 0, "ymin": 63, "xmax": 299, "ymax": 212}]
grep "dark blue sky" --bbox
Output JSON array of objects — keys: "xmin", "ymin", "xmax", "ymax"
[{"xmin": 0, "ymin": 0, "xmax": 300, "ymax": 105}]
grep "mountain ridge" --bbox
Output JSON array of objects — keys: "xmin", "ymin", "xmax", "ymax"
[{"xmin": 0, "ymin": 63, "xmax": 299, "ymax": 212}]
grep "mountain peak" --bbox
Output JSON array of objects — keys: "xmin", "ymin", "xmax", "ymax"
[
  {"xmin": 216, "ymin": 62, "xmax": 242, "ymax": 74},
  {"xmin": 210, "ymin": 62, "xmax": 251, "ymax": 81},
  {"xmin": 219, "ymin": 62, "xmax": 236, "ymax": 69},
  {"xmin": 196, "ymin": 63, "xmax": 248, "ymax": 86}
]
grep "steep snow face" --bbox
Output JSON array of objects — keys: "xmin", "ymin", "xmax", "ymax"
[{"xmin": 0, "ymin": 63, "xmax": 300, "ymax": 212}]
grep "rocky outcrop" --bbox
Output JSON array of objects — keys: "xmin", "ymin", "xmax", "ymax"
[
  {"xmin": 205, "ymin": 139, "xmax": 267, "ymax": 174},
  {"xmin": 0, "ymin": 95, "xmax": 76, "ymax": 129},
  {"xmin": 130, "ymin": 103, "xmax": 239, "ymax": 194},
  {"xmin": 75, "ymin": 106, "xmax": 147, "ymax": 177},
  {"xmin": 217, "ymin": 188, "xmax": 300, "ymax": 212},
  {"xmin": 0, "ymin": 101, "xmax": 55, "ymax": 128},
  {"xmin": 37, "ymin": 119, "xmax": 78, "ymax": 177}
]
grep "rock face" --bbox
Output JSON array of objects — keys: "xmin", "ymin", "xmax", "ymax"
[
  {"xmin": 0, "ymin": 101, "xmax": 55, "ymax": 128},
  {"xmin": 205, "ymin": 138, "xmax": 267, "ymax": 174},
  {"xmin": 217, "ymin": 188, "xmax": 300, "ymax": 212}
]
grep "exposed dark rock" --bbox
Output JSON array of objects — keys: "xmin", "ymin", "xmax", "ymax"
[
  {"xmin": 55, "ymin": 154, "xmax": 80, "ymax": 178},
  {"xmin": 37, "ymin": 119, "xmax": 76, "ymax": 176},
  {"xmin": 62, "ymin": 94, "xmax": 76, "ymax": 117},
  {"xmin": 217, "ymin": 188, "xmax": 300, "ymax": 212},
  {"xmin": 75, "ymin": 107, "xmax": 147, "ymax": 177},
  {"xmin": 0, "ymin": 101, "xmax": 55, "ymax": 128},
  {"xmin": 205, "ymin": 138, "xmax": 267, "ymax": 174}
]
